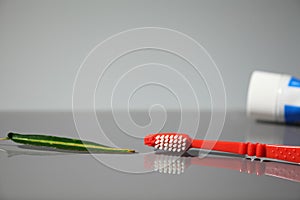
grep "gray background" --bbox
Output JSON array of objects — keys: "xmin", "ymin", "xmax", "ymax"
[
  {"xmin": 1, "ymin": 2, "xmax": 300, "ymax": 199},
  {"xmin": 0, "ymin": 0, "xmax": 300, "ymax": 111}
]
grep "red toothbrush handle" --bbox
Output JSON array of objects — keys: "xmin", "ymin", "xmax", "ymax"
[
  {"xmin": 191, "ymin": 140, "xmax": 300, "ymax": 163},
  {"xmin": 191, "ymin": 140, "xmax": 250, "ymax": 155},
  {"xmin": 265, "ymin": 145, "xmax": 300, "ymax": 163}
]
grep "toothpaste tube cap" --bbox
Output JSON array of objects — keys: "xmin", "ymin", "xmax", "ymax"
[{"xmin": 247, "ymin": 71, "xmax": 285, "ymax": 121}]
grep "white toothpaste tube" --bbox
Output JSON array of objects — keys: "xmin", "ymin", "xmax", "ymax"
[{"xmin": 247, "ymin": 70, "xmax": 300, "ymax": 123}]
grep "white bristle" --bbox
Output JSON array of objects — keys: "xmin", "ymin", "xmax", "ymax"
[
  {"xmin": 153, "ymin": 134, "xmax": 189, "ymax": 153},
  {"xmin": 153, "ymin": 155, "xmax": 186, "ymax": 175}
]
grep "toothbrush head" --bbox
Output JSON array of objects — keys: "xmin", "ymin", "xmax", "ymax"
[{"xmin": 144, "ymin": 133, "xmax": 192, "ymax": 153}]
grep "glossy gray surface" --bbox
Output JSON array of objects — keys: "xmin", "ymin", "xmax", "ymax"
[{"xmin": 0, "ymin": 111, "xmax": 299, "ymax": 200}]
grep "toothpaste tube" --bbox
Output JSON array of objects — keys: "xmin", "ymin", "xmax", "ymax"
[{"xmin": 247, "ymin": 71, "xmax": 300, "ymax": 123}]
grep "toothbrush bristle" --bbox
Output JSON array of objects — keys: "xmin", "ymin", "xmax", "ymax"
[
  {"xmin": 149, "ymin": 133, "xmax": 191, "ymax": 153},
  {"xmin": 154, "ymin": 154, "xmax": 186, "ymax": 175}
]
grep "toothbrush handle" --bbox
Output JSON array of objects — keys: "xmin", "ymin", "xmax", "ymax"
[
  {"xmin": 264, "ymin": 144, "xmax": 300, "ymax": 163},
  {"xmin": 191, "ymin": 140, "xmax": 300, "ymax": 163},
  {"xmin": 191, "ymin": 140, "xmax": 250, "ymax": 155}
]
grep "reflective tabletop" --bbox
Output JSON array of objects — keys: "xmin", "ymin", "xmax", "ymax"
[{"xmin": 0, "ymin": 111, "xmax": 299, "ymax": 200}]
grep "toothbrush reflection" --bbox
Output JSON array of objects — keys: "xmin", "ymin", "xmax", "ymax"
[{"xmin": 144, "ymin": 151, "xmax": 300, "ymax": 183}]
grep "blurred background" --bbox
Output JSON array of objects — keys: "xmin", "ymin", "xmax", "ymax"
[{"xmin": 0, "ymin": 0, "xmax": 299, "ymax": 111}]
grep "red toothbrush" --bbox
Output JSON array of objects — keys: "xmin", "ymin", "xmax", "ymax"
[{"xmin": 144, "ymin": 133, "xmax": 300, "ymax": 164}]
